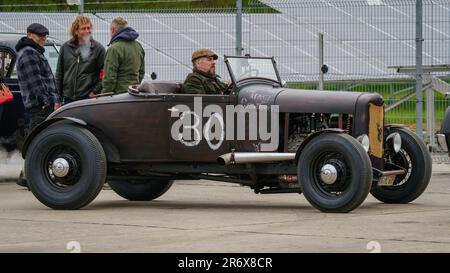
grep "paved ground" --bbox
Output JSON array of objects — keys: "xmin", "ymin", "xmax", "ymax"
[
  {"xmin": 0, "ymin": 172, "xmax": 449, "ymax": 253},
  {"xmin": 1, "ymin": 149, "xmax": 449, "ymax": 253}
]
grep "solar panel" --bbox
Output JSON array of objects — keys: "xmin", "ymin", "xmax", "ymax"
[{"xmin": 0, "ymin": 0, "xmax": 448, "ymax": 82}]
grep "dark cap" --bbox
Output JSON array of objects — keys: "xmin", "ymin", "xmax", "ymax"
[
  {"xmin": 27, "ymin": 23, "xmax": 49, "ymax": 36},
  {"xmin": 192, "ymin": 48, "xmax": 218, "ymax": 63}
]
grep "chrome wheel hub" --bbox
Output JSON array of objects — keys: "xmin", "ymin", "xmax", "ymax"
[
  {"xmin": 52, "ymin": 158, "xmax": 70, "ymax": 178},
  {"xmin": 320, "ymin": 164, "xmax": 338, "ymax": 185}
]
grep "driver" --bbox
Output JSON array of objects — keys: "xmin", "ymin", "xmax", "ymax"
[{"xmin": 180, "ymin": 48, "xmax": 230, "ymax": 94}]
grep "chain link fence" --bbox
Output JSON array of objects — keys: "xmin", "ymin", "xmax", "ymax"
[{"xmin": 0, "ymin": 0, "xmax": 449, "ymax": 129}]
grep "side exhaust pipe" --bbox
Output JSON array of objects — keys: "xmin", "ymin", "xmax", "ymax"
[{"xmin": 218, "ymin": 152, "xmax": 296, "ymax": 165}]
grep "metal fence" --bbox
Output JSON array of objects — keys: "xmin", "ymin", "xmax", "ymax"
[
  {"xmin": 245, "ymin": 0, "xmax": 450, "ymax": 136},
  {"xmin": 248, "ymin": 0, "xmax": 450, "ymax": 81},
  {"xmin": 0, "ymin": 0, "xmax": 449, "ymax": 132}
]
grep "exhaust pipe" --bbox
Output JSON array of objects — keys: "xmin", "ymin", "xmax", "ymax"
[{"xmin": 218, "ymin": 152, "xmax": 296, "ymax": 165}]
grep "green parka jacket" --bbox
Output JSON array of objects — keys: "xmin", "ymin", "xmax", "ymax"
[{"xmin": 102, "ymin": 27, "xmax": 145, "ymax": 94}]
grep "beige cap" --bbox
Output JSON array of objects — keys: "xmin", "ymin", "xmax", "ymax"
[{"xmin": 192, "ymin": 48, "xmax": 218, "ymax": 63}]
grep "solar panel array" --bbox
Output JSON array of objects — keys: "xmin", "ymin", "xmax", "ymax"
[
  {"xmin": 0, "ymin": 0, "xmax": 448, "ymax": 82},
  {"xmin": 256, "ymin": 0, "xmax": 450, "ymax": 81}
]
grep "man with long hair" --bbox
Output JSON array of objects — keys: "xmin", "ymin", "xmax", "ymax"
[{"xmin": 56, "ymin": 15, "xmax": 105, "ymax": 104}]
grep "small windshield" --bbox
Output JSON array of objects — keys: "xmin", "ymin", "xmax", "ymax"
[
  {"xmin": 43, "ymin": 44, "xmax": 60, "ymax": 72},
  {"xmin": 0, "ymin": 49, "xmax": 14, "ymax": 78},
  {"xmin": 225, "ymin": 56, "xmax": 281, "ymax": 84}
]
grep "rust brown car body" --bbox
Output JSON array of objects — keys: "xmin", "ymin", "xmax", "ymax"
[{"xmin": 22, "ymin": 56, "xmax": 432, "ymax": 212}]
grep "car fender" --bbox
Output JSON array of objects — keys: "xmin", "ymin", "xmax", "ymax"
[
  {"xmin": 294, "ymin": 128, "xmax": 345, "ymax": 163},
  {"xmin": 383, "ymin": 124, "xmax": 409, "ymax": 140},
  {"xmin": 22, "ymin": 117, "xmax": 120, "ymax": 163}
]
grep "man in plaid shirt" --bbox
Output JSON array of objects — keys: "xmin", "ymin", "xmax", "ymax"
[
  {"xmin": 15, "ymin": 23, "xmax": 61, "ymax": 131},
  {"xmin": 15, "ymin": 23, "xmax": 61, "ymax": 188}
]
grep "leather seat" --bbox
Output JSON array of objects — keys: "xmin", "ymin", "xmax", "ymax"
[{"xmin": 137, "ymin": 80, "xmax": 183, "ymax": 94}]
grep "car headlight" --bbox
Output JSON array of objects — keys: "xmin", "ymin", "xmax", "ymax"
[
  {"xmin": 386, "ymin": 132, "xmax": 402, "ymax": 153},
  {"xmin": 357, "ymin": 134, "xmax": 370, "ymax": 153}
]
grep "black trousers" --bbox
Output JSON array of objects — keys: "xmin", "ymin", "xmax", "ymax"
[
  {"xmin": 14, "ymin": 104, "xmax": 53, "ymax": 151},
  {"xmin": 28, "ymin": 104, "xmax": 54, "ymax": 131}
]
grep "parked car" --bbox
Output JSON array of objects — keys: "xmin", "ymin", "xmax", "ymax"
[
  {"xmin": 0, "ymin": 33, "xmax": 61, "ymax": 151},
  {"xmin": 21, "ymin": 55, "xmax": 432, "ymax": 212},
  {"xmin": 437, "ymin": 103, "xmax": 450, "ymax": 156}
]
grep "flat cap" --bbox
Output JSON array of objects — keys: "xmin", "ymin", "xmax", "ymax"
[
  {"xmin": 192, "ymin": 48, "xmax": 218, "ymax": 63},
  {"xmin": 27, "ymin": 23, "xmax": 49, "ymax": 36}
]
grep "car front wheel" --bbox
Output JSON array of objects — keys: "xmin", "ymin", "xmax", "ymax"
[
  {"xmin": 297, "ymin": 133, "xmax": 372, "ymax": 213},
  {"xmin": 371, "ymin": 127, "xmax": 432, "ymax": 203}
]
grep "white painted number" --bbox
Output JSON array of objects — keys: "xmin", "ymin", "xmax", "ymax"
[
  {"xmin": 366, "ymin": 241, "xmax": 381, "ymax": 253},
  {"xmin": 66, "ymin": 241, "xmax": 81, "ymax": 253}
]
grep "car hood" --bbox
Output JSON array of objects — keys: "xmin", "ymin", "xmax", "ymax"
[
  {"xmin": 238, "ymin": 86, "xmax": 384, "ymax": 114},
  {"xmin": 275, "ymin": 88, "xmax": 383, "ymax": 114}
]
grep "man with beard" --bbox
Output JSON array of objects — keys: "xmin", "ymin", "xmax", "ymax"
[
  {"xmin": 102, "ymin": 17, "xmax": 145, "ymax": 94},
  {"xmin": 15, "ymin": 23, "xmax": 61, "ymax": 187},
  {"xmin": 56, "ymin": 15, "xmax": 105, "ymax": 104},
  {"xmin": 181, "ymin": 48, "xmax": 229, "ymax": 94}
]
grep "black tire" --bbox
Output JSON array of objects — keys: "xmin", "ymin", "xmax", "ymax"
[
  {"xmin": 25, "ymin": 124, "xmax": 106, "ymax": 209},
  {"xmin": 298, "ymin": 133, "xmax": 372, "ymax": 213},
  {"xmin": 371, "ymin": 127, "xmax": 432, "ymax": 203},
  {"xmin": 108, "ymin": 179, "xmax": 173, "ymax": 201}
]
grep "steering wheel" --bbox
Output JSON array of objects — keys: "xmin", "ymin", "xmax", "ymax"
[{"xmin": 224, "ymin": 81, "xmax": 235, "ymax": 95}]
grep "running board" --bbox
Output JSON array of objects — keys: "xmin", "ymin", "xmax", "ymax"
[{"xmin": 255, "ymin": 188, "xmax": 302, "ymax": 194}]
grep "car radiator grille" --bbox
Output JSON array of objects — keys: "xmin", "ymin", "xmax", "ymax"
[{"xmin": 368, "ymin": 103, "xmax": 384, "ymax": 158}]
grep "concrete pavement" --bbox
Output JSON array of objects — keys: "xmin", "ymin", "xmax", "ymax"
[
  {"xmin": 1, "ymin": 149, "xmax": 449, "ymax": 252},
  {"xmin": 0, "ymin": 175, "xmax": 448, "ymax": 252}
]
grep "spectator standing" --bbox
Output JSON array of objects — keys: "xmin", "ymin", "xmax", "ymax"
[
  {"xmin": 102, "ymin": 17, "xmax": 145, "ymax": 94},
  {"xmin": 56, "ymin": 15, "xmax": 105, "ymax": 104}
]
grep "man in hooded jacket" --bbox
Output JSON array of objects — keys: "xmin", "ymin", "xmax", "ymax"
[
  {"xmin": 15, "ymin": 23, "xmax": 61, "ymax": 188},
  {"xmin": 102, "ymin": 17, "xmax": 145, "ymax": 94},
  {"xmin": 15, "ymin": 23, "xmax": 61, "ymax": 131}
]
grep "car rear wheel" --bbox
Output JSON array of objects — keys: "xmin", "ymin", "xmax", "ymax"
[
  {"xmin": 298, "ymin": 133, "xmax": 372, "ymax": 213},
  {"xmin": 108, "ymin": 179, "xmax": 174, "ymax": 201},
  {"xmin": 25, "ymin": 124, "xmax": 106, "ymax": 209},
  {"xmin": 371, "ymin": 127, "xmax": 432, "ymax": 203}
]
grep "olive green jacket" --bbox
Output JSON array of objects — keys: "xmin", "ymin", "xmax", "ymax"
[
  {"xmin": 102, "ymin": 29, "xmax": 145, "ymax": 94},
  {"xmin": 180, "ymin": 68, "xmax": 227, "ymax": 95}
]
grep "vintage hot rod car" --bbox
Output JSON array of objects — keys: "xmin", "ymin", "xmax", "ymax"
[{"xmin": 22, "ymin": 56, "xmax": 432, "ymax": 212}]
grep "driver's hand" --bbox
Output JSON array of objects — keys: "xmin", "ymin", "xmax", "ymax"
[{"xmin": 226, "ymin": 79, "xmax": 232, "ymax": 86}]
